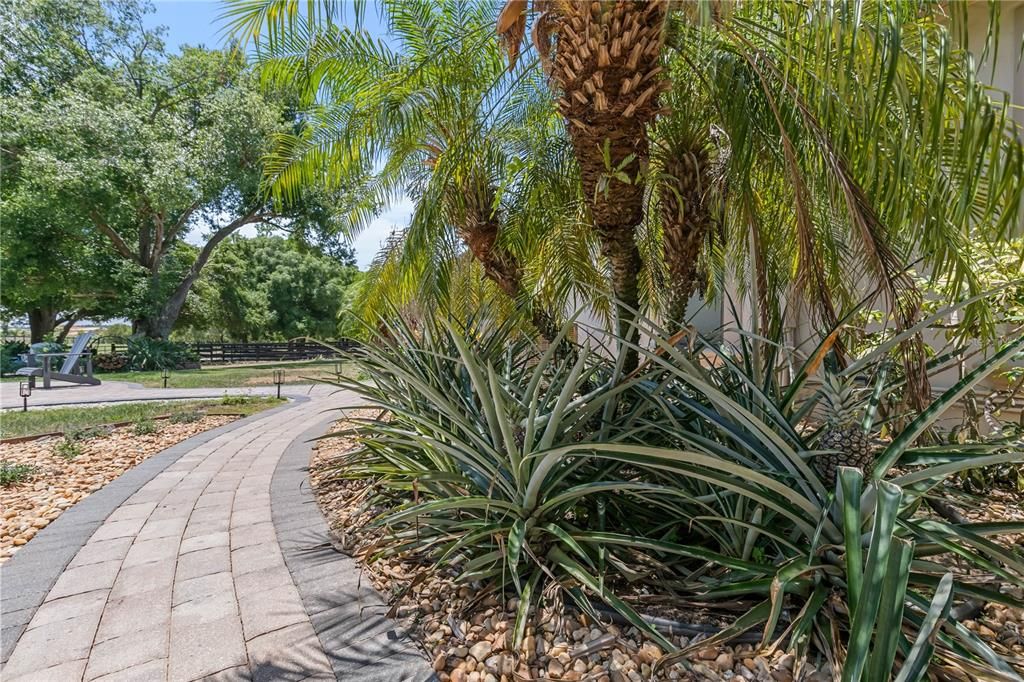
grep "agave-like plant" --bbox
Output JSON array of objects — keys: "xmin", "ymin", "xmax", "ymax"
[
  {"xmin": 328, "ymin": 311, "xmax": 689, "ymax": 650},
  {"xmin": 616, "ymin": 313, "xmax": 1024, "ymax": 679},
  {"xmin": 326, "ymin": 305, "xmax": 1024, "ymax": 679}
]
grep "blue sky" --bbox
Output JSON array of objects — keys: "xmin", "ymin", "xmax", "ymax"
[{"xmin": 146, "ymin": 1, "xmax": 408, "ymax": 269}]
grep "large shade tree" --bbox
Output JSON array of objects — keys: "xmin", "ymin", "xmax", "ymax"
[
  {"xmin": 0, "ymin": 198, "xmax": 121, "ymax": 342},
  {"xmin": 184, "ymin": 235, "xmax": 360, "ymax": 341},
  {"xmin": 3, "ymin": 0, "xmax": 358, "ymax": 339}
]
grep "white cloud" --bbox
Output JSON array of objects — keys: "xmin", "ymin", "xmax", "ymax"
[{"xmin": 350, "ymin": 196, "xmax": 415, "ymax": 269}]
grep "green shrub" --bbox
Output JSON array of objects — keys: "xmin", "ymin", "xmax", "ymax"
[
  {"xmin": 125, "ymin": 337, "xmax": 198, "ymax": 371},
  {"xmin": 951, "ymin": 422, "xmax": 1024, "ymax": 492},
  {"xmin": 1, "ymin": 341, "xmax": 28, "ymax": 374},
  {"xmin": 133, "ymin": 419, "xmax": 159, "ymax": 436},
  {"xmin": 54, "ymin": 438, "xmax": 83, "ymax": 460},
  {"xmin": 0, "ymin": 461, "xmax": 37, "ymax": 486},
  {"xmin": 220, "ymin": 394, "xmax": 254, "ymax": 406},
  {"xmin": 66, "ymin": 425, "xmax": 112, "ymax": 441},
  {"xmin": 332, "ymin": 310, "xmax": 1024, "ymax": 679},
  {"xmin": 169, "ymin": 410, "xmax": 202, "ymax": 424}
]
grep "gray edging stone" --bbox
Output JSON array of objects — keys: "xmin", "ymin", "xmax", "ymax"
[
  {"xmin": 0, "ymin": 395, "xmax": 308, "ymax": 664},
  {"xmin": 271, "ymin": 412, "xmax": 437, "ymax": 681}
]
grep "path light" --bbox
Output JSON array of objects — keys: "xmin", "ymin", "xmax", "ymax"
[
  {"xmin": 19, "ymin": 381, "xmax": 31, "ymax": 412},
  {"xmin": 161, "ymin": 367, "xmax": 171, "ymax": 389},
  {"xmin": 273, "ymin": 370, "xmax": 285, "ymax": 399},
  {"xmin": 333, "ymin": 360, "xmax": 342, "ymax": 376}
]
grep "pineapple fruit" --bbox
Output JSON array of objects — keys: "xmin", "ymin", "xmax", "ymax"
[{"xmin": 815, "ymin": 375, "xmax": 874, "ymax": 486}]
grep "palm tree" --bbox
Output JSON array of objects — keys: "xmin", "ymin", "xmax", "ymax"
[
  {"xmin": 226, "ymin": 0, "xmax": 1022, "ymax": 390},
  {"xmin": 227, "ymin": 0, "xmax": 574, "ymax": 338},
  {"xmin": 645, "ymin": 1, "xmax": 1023, "ymax": 406},
  {"xmin": 499, "ymin": 0, "xmax": 670, "ymax": 364},
  {"xmin": 501, "ymin": 0, "xmax": 1021, "ymax": 400}
]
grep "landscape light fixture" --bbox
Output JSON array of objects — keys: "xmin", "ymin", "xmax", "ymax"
[
  {"xmin": 19, "ymin": 381, "xmax": 31, "ymax": 412},
  {"xmin": 333, "ymin": 360, "xmax": 342, "ymax": 376},
  {"xmin": 161, "ymin": 368, "xmax": 170, "ymax": 389},
  {"xmin": 273, "ymin": 370, "xmax": 285, "ymax": 399}
]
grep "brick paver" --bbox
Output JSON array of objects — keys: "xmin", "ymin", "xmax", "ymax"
[{"xmin": 1, "ymin": 388, "xmax": 402, "ymax": 681}]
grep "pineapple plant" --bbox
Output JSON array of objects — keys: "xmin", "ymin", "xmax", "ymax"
[{"xmin": 815, "ymin": 374, "xmax": 874, "ymax": 486}]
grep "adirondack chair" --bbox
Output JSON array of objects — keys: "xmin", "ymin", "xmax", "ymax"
[{"xmin": 15, "ymin": 332, "xmax": 101, "ymax": 389}]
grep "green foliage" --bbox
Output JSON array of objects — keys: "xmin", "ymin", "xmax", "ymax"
[
  {"xmin": 229, "ymin": 0, "xmax": 1022, "ymax": 340},
  {"xmin": 28, "ymin": 341, "xmax": 64, "ymax": 355},
  {"xmin": 2, "ymin": 0, "xmax": 365, "ymax": 339},
  {"xmin": 1, "ymin": 341, "xmax": 28, "ymax": 374},
  {"xmin": 953, "ymin": 422, "xmax": 1024, "ymax": 493},
  {"xmin": 0, "ymin": 399, "xmax": 280, "ymax": 439},
  {"xmin": 653, "ymin": 2, "xmax": 1023, "ymax": 336},
  {"xmin": 184, "ymin": 236, "xmax": 360, "ymax": 341},
  {"xmin": 219, "ymin": 394, "xmax": 263, "ymax": 406},
  {"xmin": 331, "ymin": 309, "xmax": 1024, "ymax": 678},
  {"xmin": 132, "ymin": 420, "xmax": 159, "ymax": 436},
  {"xmin": 0, "ymin": 462, "xmax": 37, "ymax": 487},
  {"xmin": 1, "ymin": 0, "xmax": 158, "ymax": 335},
  {"xmin": 54, "ymin": 438, "xmax": 83, "ymax": 460},
  {"xmin": 66, "ymin": 425, "xmax": 112, "ymax": 441},
  {"xmin": 169, "ymin": 410, "xmax": 202, "ymax": 424},
  {"xmin": 205, "ymin": 395, "xmax": 285, "ymax": 416},
  {"xmin": 125, "ymin": 337, "xmax": 197, "ymax": 371},
  {"xmin": 230, "ymin": 0, "xmax": 578, "ymax": 330}
]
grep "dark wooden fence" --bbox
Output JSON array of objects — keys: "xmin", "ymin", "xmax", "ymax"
[
  {"xmin": 92, "ymin": 339, "xmax": 358, "ymax": 365},
  {"xmin": 191, "ymin": 339, "xmax": 357, "ymax": 364}
]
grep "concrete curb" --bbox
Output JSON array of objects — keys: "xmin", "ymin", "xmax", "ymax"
[
  {"xmin": 0, "ymin": 396, "xmax": 307, "ymax": 664},
  {"xmin": 271, "ymin": 411, "xmax": 437, "ymax": 681}
]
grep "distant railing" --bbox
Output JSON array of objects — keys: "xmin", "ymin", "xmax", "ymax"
[{"xmin": 92, "ymin": 339, "xmax": 358, "ymax": 365}]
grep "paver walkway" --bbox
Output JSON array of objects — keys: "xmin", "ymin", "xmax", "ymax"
[
  {"xmin": 0, "ymin": 380, "xmax": 282, "ymax": 410},
  {"xmin": 0, "ymin": 387, "xmax": 433, "ymax": 681}
]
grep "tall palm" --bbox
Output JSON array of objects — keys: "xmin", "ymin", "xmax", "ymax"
[
  {"xmin": 500, "ymin": 0, "xmax": 670, "ymax": 364},
  {"xmin": 641, "ymin": 1, "xmax": 1024, "ymax": 406},
  {"xmin": 225, "ymin": 0, "xmax": 575, "ymax": 337},
  {"xmin": 225, "ymin": 0, "xmax": 1022, "ymax": 389}
]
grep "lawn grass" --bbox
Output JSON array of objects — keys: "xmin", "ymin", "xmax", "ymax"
[
  {"xmin": 3, "ymin": 359, "xmax": 350, "ymax": 388},
  {"xmin": 0, "ymin": 396, "xmax": 284, "ymax": 439}
]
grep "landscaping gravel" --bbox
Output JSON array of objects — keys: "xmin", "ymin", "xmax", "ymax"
[
  {"xmin": 309, "ymin": 414, "xmax": 1024, "ymax": 681},
  {"xmin": 0, "ymin": 415, "xmax": 235, "ymax": 562}
]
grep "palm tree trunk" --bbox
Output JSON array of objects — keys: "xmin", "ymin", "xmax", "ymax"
[
  {"xmin": 460, "ymin": 208, "xmax": 558, "ymax": 342},
  {"xmin": 531, "ymin": 0, "xmax": 669, "ymax": 368},
  {"xmin": 661, "ymin": 144, "xmax": 712, "ymax": 325}
]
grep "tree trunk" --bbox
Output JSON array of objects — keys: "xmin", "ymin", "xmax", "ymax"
[
  {"xmin": 136, "ymin": 273, "xmax": 196, "ymax": 340},
  {"xmin": 133, "ymin": 208, "xmax": 263, "ymax": 340},
  {"xmin": 461, "ymin": 188, "xmax": 558, "ymax": 342},
  {"xmin": 539, "ymin": 0, "xmax": 669, "ymax": 369},
  {"xmin": 660, "ymin": 142, "xmax": 712, "ymax": 325},
  {"xmin": 27, "ymin": 307, "xmax": 58, "ymax": 343},
  {"xmin": 55, "ymin": 314, "xmax": 80, "ymax": 343},
  {"xmin": 460, "ymin": 213, "xmax": 522, "ymax": 301}
]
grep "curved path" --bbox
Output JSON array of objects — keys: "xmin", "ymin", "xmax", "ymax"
[
  {"xmin": 0, "ymin": 380, "xmax": 282, "ymax": 410},
  {"xmin": 0, "ymin": 387, "xmax": 434, "ymax": 681}
]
